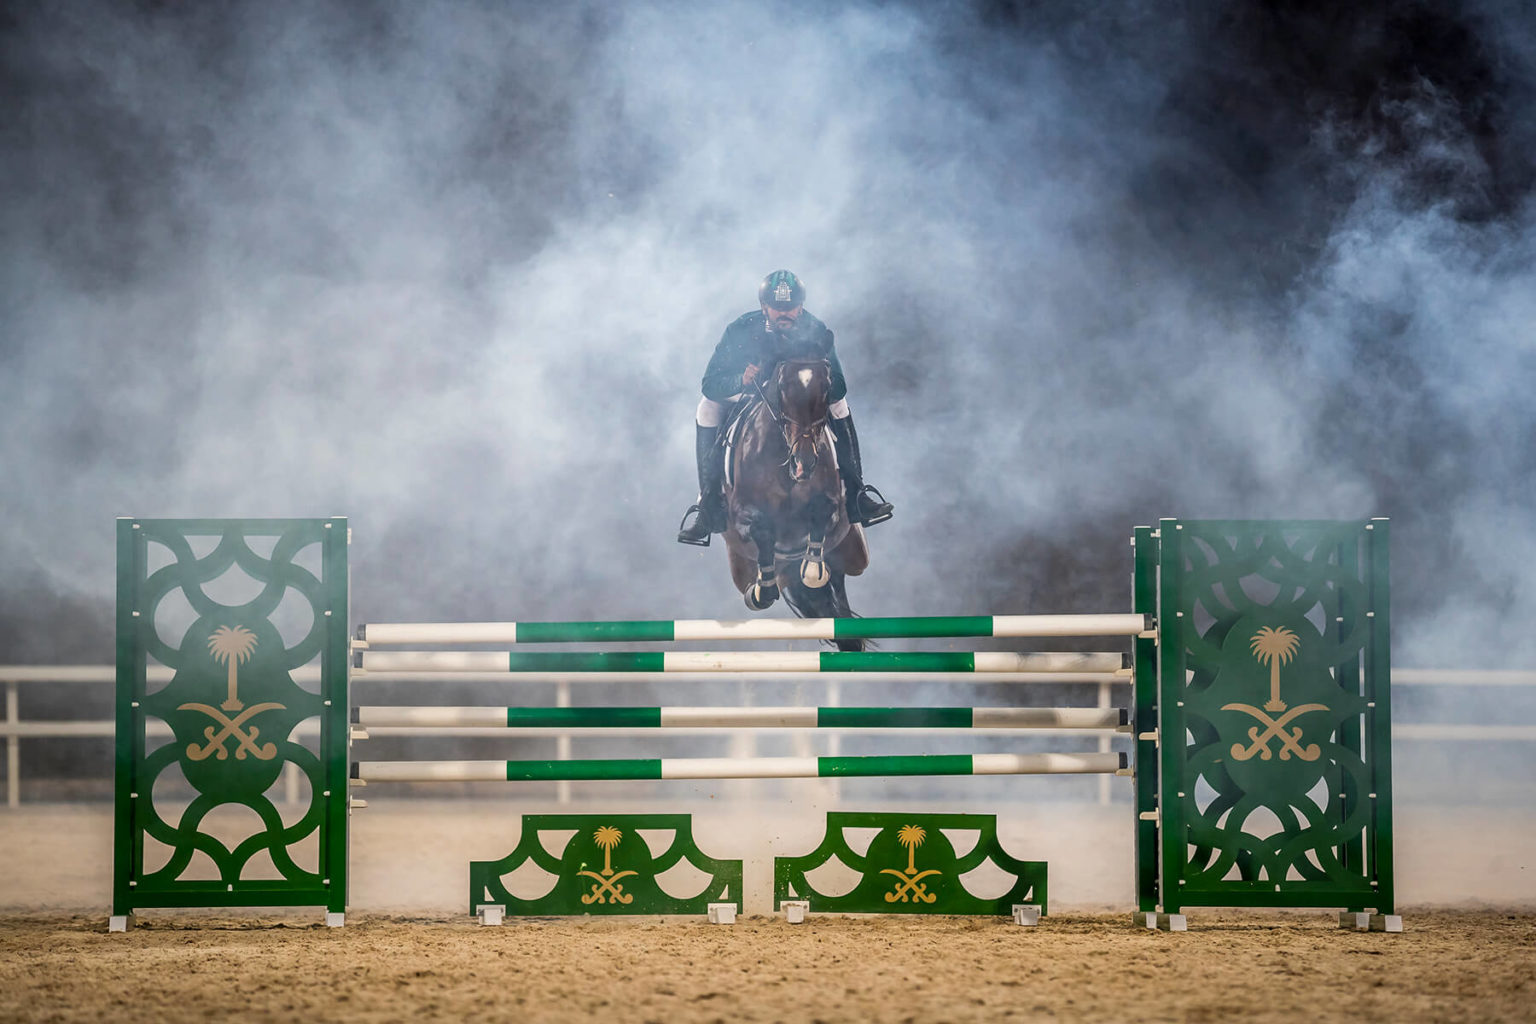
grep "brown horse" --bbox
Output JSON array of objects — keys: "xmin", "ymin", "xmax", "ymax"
[{"xmin": 722, "ymin": 358, "xmax": 870, "ymax": 651}]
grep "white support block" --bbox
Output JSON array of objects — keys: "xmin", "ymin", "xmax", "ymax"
[
  {"xmin": 477, "ymin": 905, "xmax": 506, "ymax": 927},
  {"xmin": 1011, "ymin": 904, "xmax": 1041, "ymax": 927},
  {"xmin": 108, "ymin": 915, "xmax": 133, "ymax": 933},
  {"xmin": 707, "ymin": 903, "xmax": 737, "ymax": 925},
  {"xmin": 1339, "ymin": 914, "xmax": 1400, "ymax": 933},
  {"xmin": 1339, "ymin": 912, "xmax": 1401, "ymax": 932},
  {"xmin": 1143, "ymin": 912, "xmax": 1186, "ymax": 931},
  {"xmin": 325, "ymin": 912, "xmax": 345, "ymax": 928},
  {"xmin": 782, "ymin": 901, "xmax": 809, "ymax": 924}
]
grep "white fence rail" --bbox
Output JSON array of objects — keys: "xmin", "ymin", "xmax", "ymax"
[{"xmin": 3, "ymin": 665, "xmax": 1534, "ymax": 809}]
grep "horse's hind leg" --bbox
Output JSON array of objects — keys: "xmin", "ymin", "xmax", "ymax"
[
  {"xmin": 827, "ymin": 573, "xmax": 864, "ymax": 651},
  {"xmin": 785, "ymin": 570, "xmax": 865, "ymax": 651},
  {"xmin": 800, "ymin": 493, "xmax": 836, "ymax": 589},
  {"xmin": 743, "ymin": 516, "xmax": 780, "ymax": 610}
]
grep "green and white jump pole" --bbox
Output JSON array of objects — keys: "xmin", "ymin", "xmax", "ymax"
[
  {"xmin": 355, "ymin": 613, "xmax": 1151, "ymax": 646},
  {"xmin": 353, "ymin": 751, "xmax": 1129, "ymax": 783},
  {"xmin": 353, "ymin": 705, "xmax": 1129, "ymax": 730},
  {"xmin": 353, "ymin": 650, "xmax": 1128, "ymax": 675}
]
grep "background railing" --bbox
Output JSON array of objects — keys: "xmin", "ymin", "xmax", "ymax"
[{"xmin": 4, "ymin": 665, "xmax": 1533, "ymax": 809}]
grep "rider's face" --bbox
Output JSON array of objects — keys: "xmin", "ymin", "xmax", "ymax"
[{"xmin": 763, "ymin": 304, "xmax": 802, "ymax": 332}]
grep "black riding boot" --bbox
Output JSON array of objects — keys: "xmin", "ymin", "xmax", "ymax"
[
  {"xmin": 829, "ymin": 415, "xmax": 894, "ymax": 526},
  {"xmin": 676, "ymin": 423, "xmax": 726, "ymax": 546}
]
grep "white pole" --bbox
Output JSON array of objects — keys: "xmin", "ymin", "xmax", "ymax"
[
  {"xmin": 556, "ymin": 681, "xmax": 571, "ymax": 806},
  {"xmin": 1097, "ymin": 680, "xmax": 1112, "ymax": 807},
  {"xmin": 6, "ymin": 682, "xmax": 18, "ymax": 809}
]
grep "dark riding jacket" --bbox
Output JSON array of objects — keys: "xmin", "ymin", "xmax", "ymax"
[{"xmin": 700, "ymin": 310, "xmax": 849, "ymax": 403}]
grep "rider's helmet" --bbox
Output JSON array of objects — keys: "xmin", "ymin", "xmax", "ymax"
[{"xmin": 759, "ymin": 269, "xmax": 806, "ymax": 311}]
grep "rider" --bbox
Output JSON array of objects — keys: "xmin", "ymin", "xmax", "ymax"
[{"xmin": 677, "ymin": 269, "xmax": 894, "ymax": 546}]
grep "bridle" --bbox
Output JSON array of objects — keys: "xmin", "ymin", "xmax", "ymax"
[{"xmin": 755, "ymin": 365, "xmax": 828, "ymax": 483}]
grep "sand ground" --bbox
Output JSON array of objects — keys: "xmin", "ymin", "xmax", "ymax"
[
  {"xmin": 2, "ymin": 909, "xmax": 1533, "ymax": 1023},
  {"xmin": 2, "ymin": 800, "xmax": 1534, "ymax": 1022}
]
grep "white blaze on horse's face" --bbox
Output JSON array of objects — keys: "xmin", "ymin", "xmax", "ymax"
[{"xmin": 778, "ymin": 360, "xmax": 827, "ymax": 484}]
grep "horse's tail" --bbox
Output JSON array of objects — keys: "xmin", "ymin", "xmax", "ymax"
[{"xmin": 784, "ymin": 571, "xmax": 868, "ymax": 653}]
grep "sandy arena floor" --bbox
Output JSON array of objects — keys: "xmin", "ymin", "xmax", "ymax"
[
  {"xmin": 3, "ymin": 800, "xmax": 1534, "ymax": 1021},
  {"xmin": 2, "ymin": 909, "xmax": 1534, "ymax": 1022}
]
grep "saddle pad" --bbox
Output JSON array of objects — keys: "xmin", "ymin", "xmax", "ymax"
[{"xmin": 722, "ymin": 400, "xmax": 750, "ymax": 489}]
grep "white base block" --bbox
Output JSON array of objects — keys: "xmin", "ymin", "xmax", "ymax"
[
  {"xmin": 1143, "ymin": 912, "xmax": 1186, "ymax": 931},
  {"xmin": 1342, "ymin": 911, "xmax": 1403, "ymax": 933},
  {"xmin": 108, "ymin": 915, "xmax": 133, "ymax": 933},
  {"xmin": 707, "ymin": 903, "xmax": 737, "ymax": 925},
  {"xmin": 1011, "ymin": 904, "xmax": 1041, "ymax": 927},
  {"xmin": 477, "ymin": 905, "xmax": 505, "ymax": 927},
  {"xmin": 325, "ymin": 912, "xmax": 345, "ymax": 928},
  {"xmin": 783, "ymin": 901, "xmax": 809, "ymax": 924}
]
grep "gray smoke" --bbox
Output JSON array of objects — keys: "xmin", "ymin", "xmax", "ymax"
[{"xmin": 3, "ymin": 0, "xmax": 1535, "ymax": 683}]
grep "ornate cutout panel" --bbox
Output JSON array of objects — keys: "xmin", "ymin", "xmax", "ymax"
[
  {"xmin": 113, "ymin": 518, "xmax": 349, "ymax": 916},
  {"xmin": 1135, "ymin": 519, "xmax": 1392, "ymax": 914}
]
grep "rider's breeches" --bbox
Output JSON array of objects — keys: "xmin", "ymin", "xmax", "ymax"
[
  {"xmin": 695, "ymin": 396, "xmax": 851, "ymax": 427},
  {"xmin": 695, "ymin": 397, "xmax": 729, "ymax": 428}
]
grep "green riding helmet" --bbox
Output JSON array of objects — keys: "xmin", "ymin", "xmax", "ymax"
[{"xmin": 759, "ymin": 269, "xmax": 806, "ymax": 311}]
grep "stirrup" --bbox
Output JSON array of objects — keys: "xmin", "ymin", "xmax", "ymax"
[
  {"xmin": 676, "ymin": 503, "xmax": 712, "ymax": 547},
  {"xmin": 851, "ymin": 484, "xmax": 893, "ymax": 526}
]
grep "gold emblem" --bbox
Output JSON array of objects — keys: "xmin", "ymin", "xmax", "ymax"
[
  {"xmin": 179, "ymin": 702, "xmax": 284, "ymax": 760},
  {"xmin": 1250, "ymin": 627, "xmax": 1300, "ymax": 712},
  {"xmin": 1221, "ymin": 626, "xmax": 1325, "ymax": 762},
  {"xmin": 209, "ymin": 625, "xmax": 258, "ymax": 712},
  {"xmin": 880, "ymin": 824, "xmax": 940, "ymax": 903},
  {"xmin": 178, "ymin": 626, "xmax": 284, "ymax": 761},
  {"xmin": 1221, "ymin": 702, "xmax": 1326, "ymax": 761},
  {"xmin": 578, "ymin": 826, "xmax": 638, "ymax": 904}
]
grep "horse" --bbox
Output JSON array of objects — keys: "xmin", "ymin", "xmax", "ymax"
[{"xmin": 721, "ymin": 357, "xmax": 870, "ymax": 652}]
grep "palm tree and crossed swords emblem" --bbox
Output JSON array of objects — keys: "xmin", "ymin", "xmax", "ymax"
[
  {"xmin": 880, "ymin": 824, "xmax": 941, "ymax": 903},
  {"xmin": 574, "ymin": 823, "xmax": 946, "ymax": 905},
  {"xmin": 578, "ymin": 826, "xmax": 639, "ymax": 904},
  {"xmin": 176, "ymin": 625, "xmax": 284, "ymax": 762},
  {"xmin": 1221, "ymin": 626, "xmax": 1327, "ymax": 762}
]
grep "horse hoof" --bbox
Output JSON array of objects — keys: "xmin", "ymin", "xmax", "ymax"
[
  {"xmin": 746, "ymin": 583, "xmax": 780, "ymax": 610},
  {"xmin": 801, "ymin": 561, "xmax": 830, "ymax": 588}
]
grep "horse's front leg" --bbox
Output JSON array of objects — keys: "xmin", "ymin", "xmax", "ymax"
[
  {"xmin": 743, "ymin": 514, "xmax": 780, "ymax": 610},
  {"xmin": 800, "ymin": 493, "xmax": 836, "ymax": 589}
]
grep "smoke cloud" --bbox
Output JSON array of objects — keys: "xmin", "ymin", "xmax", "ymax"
[{"xmin": 3, "ymin": 0, "xmax": 1534, "ymax": 683}]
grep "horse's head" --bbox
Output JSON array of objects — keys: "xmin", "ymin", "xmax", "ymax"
[{"xmin": 772, "ymin": 358, "xmax": 831, "ymax": 483}]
